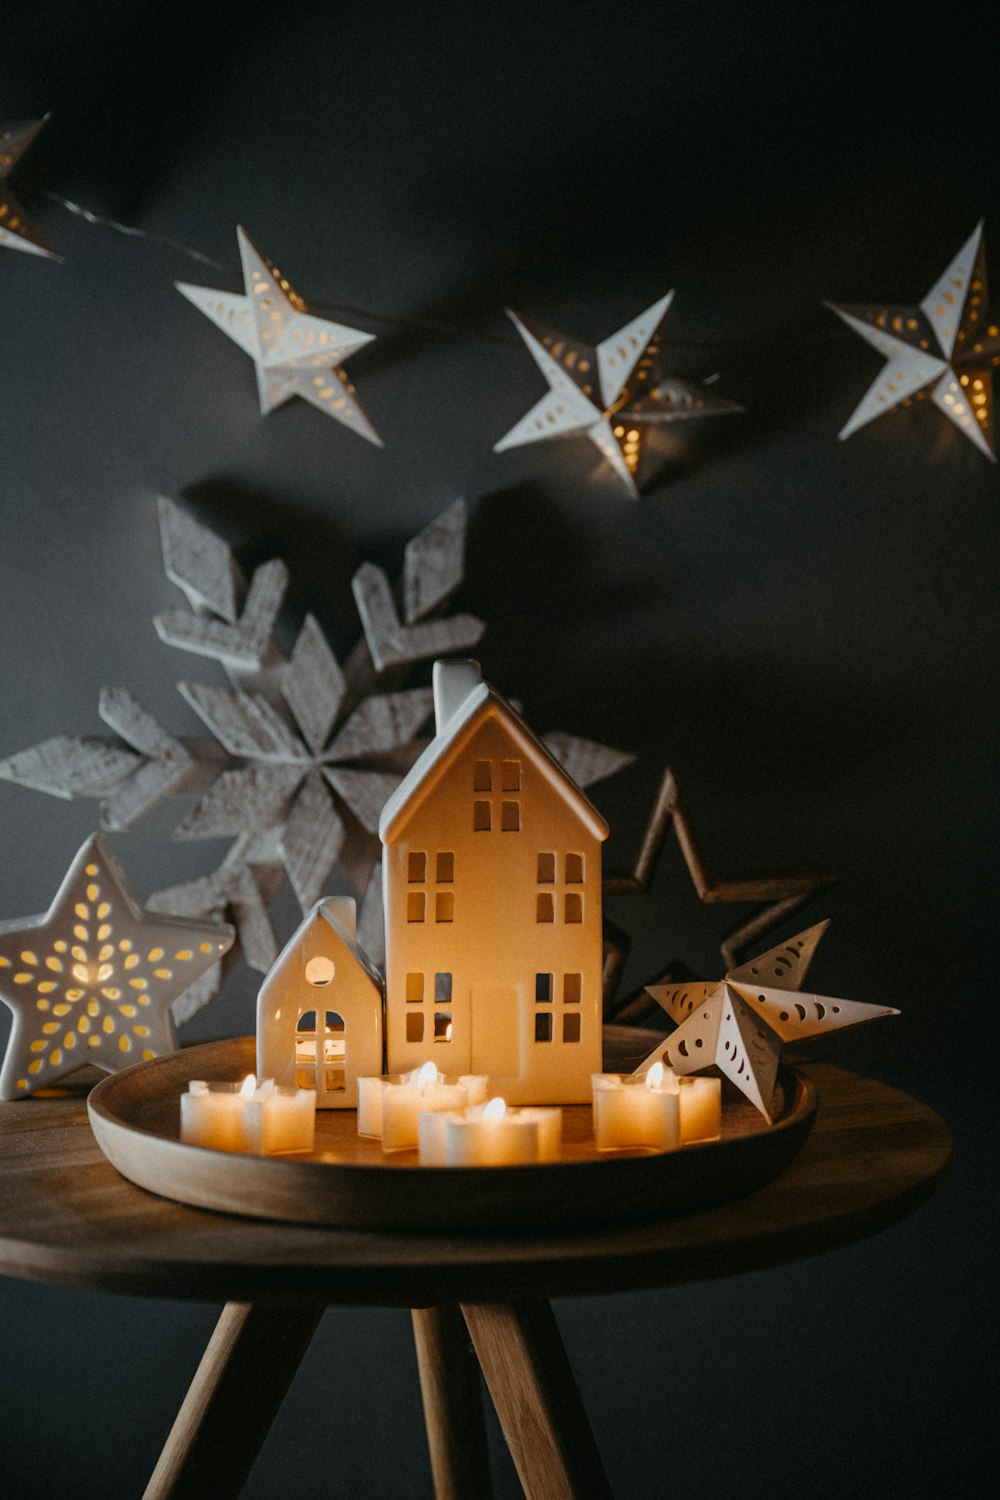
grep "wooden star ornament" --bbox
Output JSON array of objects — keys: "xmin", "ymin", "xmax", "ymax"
[
  {"xmin": 636, "ymin": 921, "xmax": 899, "ymax": 1120},
  {"xmin": 827, "ymin": 222, "xmax": 999, "ymax": 460},
  {"xmin": 494, "ymin": 293, "xmax": 740, "ymax": 496},
  {"xmin": 0, "ymin": 836, "xmax": 234, "ymax": 1098},
  {"xmin": 0, "ymin": 117, "xmax": 58, "ymax": 259},
  {"xmin": 177, "ymin": 226, "xmax": 381, "ymax": 443}
]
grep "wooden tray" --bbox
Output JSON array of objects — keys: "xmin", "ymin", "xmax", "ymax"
[{"xmin": 88, "ymin": 1035, "xmax": 817, "ymax": 1233}]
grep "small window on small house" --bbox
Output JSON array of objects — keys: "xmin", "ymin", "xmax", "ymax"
[
  {"xmin": 564, "ymin": 893, "xmax": 583, "ymax": 924},
  {"xmin": 436, "ymin": 852, "xmax": 454, "ymax": 883},
  {"xmin": 435, "ymin": 892, "xmax": 454, "ymax": 923},
  {"xmin": 474, "ymin": 759, "xmax": 492, "ymax": 791},
  {"xmin": 408, "ymin": 852, "xmax": 426, "ymax": 882},
  {"xmin": 433, "ymin": 1011, "xmax": 453, "ymax": 1042},
  {"xmin": 536, "ymin": 893, "xmax": 554, "ymax": 923},
  {"xmin": 473, "ymin": 800, "xmax": 491, "ymax": 831},
  {"xmin": 537, "ymin": 852, "xmax": 556, "ymax": 883},
  {"xmin": 501, "ymin": 801, "xmax": 520, "ymax": 831},
  {"xmin": 305, "ymin": 956, "xmax": 335, "ymax": 986},
  {"xmin": 501, "ymin": 759, "xmax": 521, "ymax": 791},
  {"xmin": 407, "ymin": 892, "xmax": 426, "ymax": 923},
  {"xmin": 565, "ymin": 853, "xmax": 584, "ymax": 884}
]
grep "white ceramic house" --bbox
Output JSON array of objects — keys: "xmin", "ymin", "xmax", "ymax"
[
  {"xmin": 379, "ymin": 660, "xmax": 608, "ymax": 1104},
  {"xmin": 256, "ymin": 897, "xmax": 383, "ymax": 1108}
]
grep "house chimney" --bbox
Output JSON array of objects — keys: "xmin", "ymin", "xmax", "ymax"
[
  {"xmin": 433, "ymin": 659, "xmax": 483, "ymax": 733},
  {"xmin": 322, "ymin": 896, "xmax": 357, "ymax": 940}
]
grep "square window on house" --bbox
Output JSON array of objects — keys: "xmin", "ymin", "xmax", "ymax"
[
  {"xmin": 435, "ymin": 891, "xmax": 454, "ymax": 923},
  {"xmin": 406, "ymin": 1012, "xmax": 424, "ymax": 1044},
  {"xmin": 407, "ymin": 892, "xmax": 426, "ymax": 923},
  {"xmin": 501, "ymin": 800, "xmax": 520, "ymax": 831},
  {"xmin": 565, "ymin": 852, "xmax": 584, "ymax": 884},
  {"xmin": 434, "ymin": 972, "xmax": 453, "ymax": 1003},
  {"xmin": 536, "ymin": 893, "xmax": 554, "ymax": 923},
  {"xmin": 564, "ymin": 973, "xmax": 582, "ymax": 1004},
  {"xmin": 501, "ymin": 759, "xmax": 521, "ymax": 791},
  {"xmin": 564, "ymin": 893, "xmax": 583, "ymax": 923},
  {"xmin": 406, "ymin": 972, "xmax": 424, "ymax": 1003},
  {"xmin": 408, "ymin": 852, "xmax": 426, "ymax": 882},
  {"xmin": 433, "ymin": 1011, "xmax": 453, "ymax": 1041},
  {"xmin": 436, "ymin": 852, "xmax": 454, "ymax": 883},
  {"xmin": 535, "ymin": 972, "xmax": 553, "ymax": 1003},
  {"xmin": 535, "ymin": 1012, "xmax": 553, "ymax": 1043},
  {"xmin": 474, "ymin": 759, "xmax": 492, "ymax": 791},
  {"xmin": 473, "ymin": 800, "xmax": 491, "ymax": 831},
  {"xmin": 537, "ymin": 852, "xmax": 556, "ymax": 883},
  {"xmin": 563, "ymin": 1013, "xmax": 582, "ymax": 1044}
]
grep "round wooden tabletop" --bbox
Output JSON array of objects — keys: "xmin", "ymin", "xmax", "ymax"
[{"xmin": 0, "ymin": 1059, "xmax": 950, "ymax": 1308}]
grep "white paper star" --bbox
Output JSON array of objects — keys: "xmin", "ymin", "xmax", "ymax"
[
  {"xmin": 495, "ymin": 294, "xmax": 740, "ymax": 496},
  {"xmin": 0, "ymin": 836, "xmax": 234, "ymax": 1098},
  {"xmin": 827, "ymin": 223, "xmax": 999, "ymax": 460},
  {"xmin": 0, "ymin": 118, "xmax": 58, "ymax": 260},
  {"xmin": 177, "ymin": 226, "xmax": 381, "ymax": 443}
]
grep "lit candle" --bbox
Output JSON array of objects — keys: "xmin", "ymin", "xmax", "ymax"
[
  {"xmin": 180, "ymin": 1074, "xmax": 316, "ymax": 1155},
  {"xmin": 591, "ymin": 1062, "xmax": 680, "ymax": 1152},
  {"xmin": 357, "ymin": 1062, "xmax": 488, "ymax": 1151},
  {"xmin": 427, "ymin": 1097, "xmax": 562, "ymax": 1167},
  {"xmin": 244, "ymin": 1077, "xmax": 316, "ymax": 1155},
  {"xmin": 677, "ymin": 1075, "xmax": 722, "ymax": 1143},
  {"xmin": 180, "ymin": 1075, "xmax": 257, "ymax": 1152}
]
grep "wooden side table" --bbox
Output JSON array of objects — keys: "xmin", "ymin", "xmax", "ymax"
[{"xmin": 0, "ymin": 1062, "xmax": 950, "ymax": 1500}]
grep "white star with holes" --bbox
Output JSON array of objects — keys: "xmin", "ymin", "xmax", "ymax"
[
  {"xmin": 177, "ymin": 226, "xmax": 382, "ymax": 443},
  {"xmin": 0, "ymin": 117, "xmax": 58, "ymax": 259},
  {"xmin": 0, "ymin": 835, "xmax": 234, "ymax": 1098},
  {"xmin": 827, "ymin": 222, "xmax": 999, "ymax": 460}
]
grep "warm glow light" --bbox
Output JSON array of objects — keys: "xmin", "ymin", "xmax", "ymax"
[
  {"xmin": 646, "ymin": 1060, "xmax": 665, "ymax": 1089},
  {"xmin": 483, "ymin": 1097, "xmax": 507, "ymax": 1122},
  {"xmin": 415, "ymin": 1060, "xmax": 439, "ymax": 1087},
  {"xmin": 239, "ymin": 1073, "xmax": 258, "ymax": 1098}
]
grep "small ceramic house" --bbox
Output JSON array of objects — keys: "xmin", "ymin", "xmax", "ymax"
[
  {"xmin": 256, "ymin": 897, "xmax": 383, "ymax": 1108},
  {"xmin": 379, "ymin": 660, "xmax": 608, "ymax": 1104}
]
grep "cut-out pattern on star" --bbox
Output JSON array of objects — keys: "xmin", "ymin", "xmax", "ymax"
[
  {"xmin": 637, "ymin": 922, "xmax": 899, "ymax": 1120},
  {"xmin": 0, "ymin": 117, "xmax": 58, "ymax": 260},
  {"xmin": 495, "ymin": 294, "xmax": 741, "ymax": 496},
  {"xmin": 177, "ymin": 226, "xmax": 381, "ymax": 443},
  {"xmin": 0, "ymin": 836, "xmax": 233, "ymax": 1098},
  {"xmin": 827, "ymin": 222, "xmax": 999, "ymax": 461}
]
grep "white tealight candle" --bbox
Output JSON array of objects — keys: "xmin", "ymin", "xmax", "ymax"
[
  {"xmin": 442, "ymin": 1098, "xmax": 562, "ymax": 1167},
  {"xmin": 180, "ymin": 1076, "xmax": 256, "ymax": 1152},
  {"xmin": 591, "ymin": 1062, "xmax": 680, "ymax": 1152},
  {"xmin": 678, "ymin": 1075, "xmax": 722, "ymax": 1143},
  {"xmin": 358, "ymin": 1063, "xmax": 489, "ymax": 1151},
  {"xmin": 245, "ymin": 1078, "xmax": 316, "ymax": 1155}
]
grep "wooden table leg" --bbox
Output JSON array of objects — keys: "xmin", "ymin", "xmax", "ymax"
[
  {"xmin": 143, "ymin": 1300, "xmax": 325, "ymax": 1500},
  {"xmin": 461, "ymin": 1301, "xmax": 612, "ymax": 1500},
  {"xmin": 411, "ymin": 1306, "xmax": 494, "ymax": 1500}
]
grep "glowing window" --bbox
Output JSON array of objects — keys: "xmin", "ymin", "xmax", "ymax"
[
  {"xmin": 406, "ymin": 1012, "xmax": 424, "ymax": 1044},
  {"xmin": 433, "ymin": 1011, "xmax": 453, "ymax": 1042},
  {"xmin": 406, "ymin": 972, "xmax": 423, "ymax": 1003},
  {"xmin": 305, "ymin": 956, "xmax": 335, "ymax": 986}
]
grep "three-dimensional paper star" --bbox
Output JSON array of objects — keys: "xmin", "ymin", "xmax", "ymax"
[
  {"xmin": 636, "ymin": 921, "xmax": 898, "ymax": 1119},
  {"xmin": 0, "ymin": 835, "xmax": 234, "ymax": 1098},
  {"xmin": 0, "ymin": 117, "xmax": 58, "ymax": 260},
  {"xmin": 827, "ymin": 222, "xmax": 999, "ymax": 460},
  {"xmin": 494, "ymin": 293, "xmax": 741, "ymax": 496},
  {"xmin": 177, "ymin": 226, "xmax": 381, "ymax": 443}
]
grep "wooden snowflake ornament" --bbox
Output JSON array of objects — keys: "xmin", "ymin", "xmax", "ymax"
[
  {"xmin": 177, "ymin": 227, "xmax": 381, "ymax": 443},
  {"xmin": 0, "ymin": 117, "xmax": 58, "ymax": 259},
  {"xmin": 495, "ymin": 294, "xmax": 740, "ymax": 496},
  {"xmin": 0, "ymin": 836, "xmax": 234, "ymax": 1098},
  {"xmin": 637, "ymin": 922, "xmax": 899, "ymax": 1121},
  {"xmin": 827, "ymin": 222, "xmax": 999, "ymax": 460}
]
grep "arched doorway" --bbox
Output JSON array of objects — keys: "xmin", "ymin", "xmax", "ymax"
[{"xmin": 295, "ymin": 1005, "xmax": 346, "ymax": 1103}]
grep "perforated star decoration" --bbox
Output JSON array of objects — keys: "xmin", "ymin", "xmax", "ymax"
[
  {"xmin": 0, "ymin": 835, "xmax": 234, "ymax": 1098},
  {"xmin": 177, "ymin": 226, "xmax": 381, "ymax": 443},
  {"xmin": 636, "ymin": 921, "xmax": 898, "ymax": 1120},
  {"xmin": 494, "ymin": 293, "xmax": 740, "ymax": 496},
  {"xmin": 0, "ymin": 117, "xmax": 58, "ymax": 259},
  {"xmin": 827, "ymin": 222, "xmax": 999, "ymax": 460}
]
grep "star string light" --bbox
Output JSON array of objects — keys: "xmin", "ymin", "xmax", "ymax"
[
  {"xmin": 0, "ymin": 117, "xmax": 58, "ymax": 260},
  {"xmin": 177, "ymin": 226, "xmax": 381, "ymax": 442},
  {"xmin": 827, "ymin": 222, "xmax": 998, "ymax": 460},
  {"xmin": 0, "ymin": 835, "xmax": 233, "ymax": 1098},
  {"xmin": 494, "ymin": 292, "xmax": 741, "ymax": 496}
]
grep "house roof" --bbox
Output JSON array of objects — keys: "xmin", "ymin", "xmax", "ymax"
[
  {"xmin": 271, "ymin": 897, "xmax": 383, "ymax": 990},
  {"xmin": 380, "ymin": 663, "xmax": 609, "ymax": 844}
]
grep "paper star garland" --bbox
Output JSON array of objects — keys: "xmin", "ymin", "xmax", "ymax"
[
  {"xmin": 0, "ymin": 117, "xmax": 58, "ymax": 259},
  {"xmin": 637, "ymin": 921, "xmax": 898, "ymax": 1120},
  {"xmin": 177, "ymin": 226, "xmax": 381, "ymax": 442},
  {"xmin": 494, "ymin": 293, "xmax": 741, "ymax": 496},
  {"xmin": 827, "ymin": 222, "xmax": 999, "ymax": 461},
  {"xmin": 0, "ymin": 835, "xmax": 234, "ymax": 1098}
]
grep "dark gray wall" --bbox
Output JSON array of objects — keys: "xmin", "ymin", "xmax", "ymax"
[{"xmin": 0, "ymin": 3, "xmax": 995, "ymax": 1495}]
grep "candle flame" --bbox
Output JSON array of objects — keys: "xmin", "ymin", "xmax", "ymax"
[
  {"xmin": 483, "ymin": 1097, "xmax": 507, "ymax": 1122},
  {"xmin": 415, "ymin": 1061, "xmax": 439, "ymax": 1087},
  {"xmin": 646, "ymin": 1061, "xmax": 665, "ymax": 1090},
  {"xmin": 239, "ymin": 1073, "xmax": 258, "ymax": 1098}
]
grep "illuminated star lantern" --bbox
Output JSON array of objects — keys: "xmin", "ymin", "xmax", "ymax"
[
  {"xmin": 636, "ymin": 922, "xmax": 899, "ymax": 1120},
  {"xmin": 0, "ymin": 117, "xmax": 58, "ymax": 259},
  {"xmin": 827, "ymin": 222, "xmax": 999, "ymax": 461},
  {"xmin": 494, "ymin": 294, "xmax": 741, "ymax": 496},
  {"xmin": 0, "ymin": 836, "xmax": 234, "ymax": 1098},
  {"xmin": 176, "ymin": 226, "xmax": 381, "ymax": 443}
]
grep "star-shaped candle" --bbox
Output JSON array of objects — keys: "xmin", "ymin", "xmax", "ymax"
[
  {"xmin": 177, "ymin": 227, "xmax": 381, "ymax": 443},
  {"xmin": 0, "ymin": 836, "xmax": 234, "ymax": 1098},
  {"xmin": 494, "ymin": 294, "xmax": 740, "ymax": 496},
  {"xmin": 0, "ymin": 117, "xmax": 58, "ymax": 259},
  {"xmin": 827, "ymin": 222, "xmax": 999, "ymax": 460},
  {"xmin": 637, "ymin": 922, "xmax": 898, "ymax": 1120}
]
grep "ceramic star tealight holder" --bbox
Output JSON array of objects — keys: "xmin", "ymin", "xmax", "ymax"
[
  {"xmin": 0, "ymin": 835, "xmax": 234, "ymax": 1098},
  {"xmin": 0, "ymin": 117, "xmax": 59, "ymax": 260}
]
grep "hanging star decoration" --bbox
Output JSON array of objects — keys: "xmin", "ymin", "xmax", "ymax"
[
  {"xmin": 0, "ymin": 835, "xmax": 234, "ymax": 1099},
  {"xmin": 635, "ymin": 921, "xmax": 898, "ymax": 1120},
  {"xmin": 827, "ymin": 222, "xmax": 999, "ymax": 461},
  {"xmin": 494, "ymin": 293, "xmax": 741, "ymax": 496},
  {"xmin": 176, "ymin": 226, "xmax": 381, "ymax": 443},
  {"xmin": 0, "ymin": 117, "xmax": 58, "ymax": 260}
]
